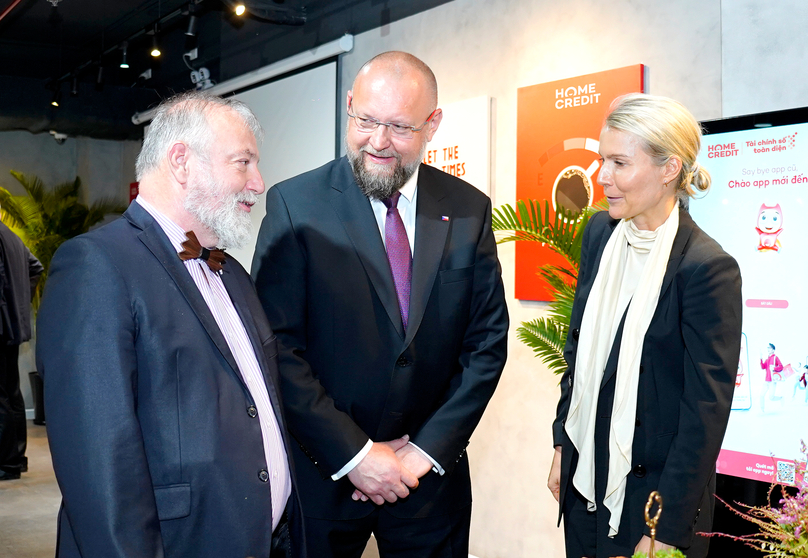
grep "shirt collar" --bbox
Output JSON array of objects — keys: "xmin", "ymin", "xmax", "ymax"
[
  {"xmin": 135, "ymin": 195, "xmax": 189, "ymax": 253},
  {"xmin": 398, "ymin": 165, "xmax": 419, "ymax": 204}
]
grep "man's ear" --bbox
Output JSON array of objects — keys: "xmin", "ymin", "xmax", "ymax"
[
  {"xmin": 424, "ymin": 108, "xmax": 442, "ymax": 142},
  {"xmin": 167, "ymin": 142, "xmax": 190, "ymax": 185}
]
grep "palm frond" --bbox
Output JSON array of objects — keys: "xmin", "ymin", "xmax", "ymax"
[
  {"xmin": 516, "ymin": 318, "xmax": 568, "ymax": 374},
  {"xmin": 492, "ymin": 198, "xmax": 609, "ymax": 373},
  {"xmin": 492, "ymin": 199, "xmax": 587, "ymax": 266},
  {"xmin": 2, "ymin": 170, "xmax": 126, "ymax": 313}
]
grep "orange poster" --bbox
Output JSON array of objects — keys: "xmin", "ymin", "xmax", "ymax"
[{"xmin": 515, "ymin": 65, "xmax": 645, "ymax": 300}]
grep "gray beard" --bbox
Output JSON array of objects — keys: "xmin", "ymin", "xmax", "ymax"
[
  {"xmin": 347, "ymin": 144, "xmax": 424, "ymax": 201},
  {"xmin": 183, "ymin": 169, "xmax": 255, "ymax": 250}
]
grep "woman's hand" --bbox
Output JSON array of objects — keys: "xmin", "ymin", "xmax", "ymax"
[
  {"xmin": 635, "ymin": 535, "xmax": 675, "ymax": 554},
  {"xmin": 547, "ymin": 446, "xmax": 562, "ymax": 502}
]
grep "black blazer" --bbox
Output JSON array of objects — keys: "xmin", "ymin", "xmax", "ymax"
[
  {"xmin": 0, "ymin": 220, "xmax": 42, "ymax": 344},
  {"xmin": 553, "ymin": 209, "xmax": 742, "ymax": 553},
  {"xmin": 36, "ymin": 202, "xmax": 305, "ymax": 558},
  {"xmin": 252, "ymin": 157, "xmax": 509, "ymax": 520}
]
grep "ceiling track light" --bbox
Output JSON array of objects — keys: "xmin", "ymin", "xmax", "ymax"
[
  {"xmin": 51, "ymin": 86, "xmax": 61, "ymax": 107},
  {"xmin": 151, "ymin": 24, "xmax": 162, "ymax": 57},
  {"xmin": 120, "ymin": 41, "xmax": 129, "ymax": 69},
  {"xmin": 96, "ymin": 65, "xmax": 104, "ymax": 90},
  {"xmin": 185, "ymin": 6, "xmax": 199, "ymax": 37},
  {"xmin": 234, "ymin": 3, "xmax": 246, "ymax": 16},
  {"xmin": 70, "ymin": 75, "xmax": 78, "ymax": 97}
]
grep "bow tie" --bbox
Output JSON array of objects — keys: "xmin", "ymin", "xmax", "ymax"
[{"xmin": 178, "ymin": 231, "xmax": 226, "ymax": 273}]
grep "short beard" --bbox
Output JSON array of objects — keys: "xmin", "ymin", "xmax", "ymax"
[
  {"xmin": 183, "ymin": 165, "xmax": 256, "ymax": 250},
  {"xmin": 347, "ymin": 142, "xmax": 425, "ymax": 201}
]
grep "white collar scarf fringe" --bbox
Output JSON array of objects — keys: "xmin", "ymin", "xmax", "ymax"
[{"xmin": 565, "ymin": 205, "xmax": 679, "ymax": 537}]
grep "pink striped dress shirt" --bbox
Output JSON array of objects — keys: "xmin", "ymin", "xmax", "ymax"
[{"xmin": 137, "ymin": 197, "xmax": 291, "ymax": 531}]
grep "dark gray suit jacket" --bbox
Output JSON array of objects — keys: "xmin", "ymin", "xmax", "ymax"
[
  {"xmin": 37, "ymin": 201, "xmax": 304, "ymax": 558},
  {"xmin": 553, "ymin": 208, "xmax": 742, "ymax": 554},
  {"xmin": 252, "ymin": 157, "xmax": 508, "ymax": 520}
]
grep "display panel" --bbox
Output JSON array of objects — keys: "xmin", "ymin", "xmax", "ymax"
[{"xmin": 691, "ymin": 107, "xmax": 808, "ymax": 486}]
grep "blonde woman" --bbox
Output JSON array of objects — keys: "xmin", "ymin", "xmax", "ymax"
[{"xmin": 548, "ymin": 93, "xmax": 743, "ymax": 558}]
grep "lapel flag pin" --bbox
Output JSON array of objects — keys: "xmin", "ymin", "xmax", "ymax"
[{"xmin": 441, "ymin": 216, "xmax": 449, "ymax": 221}]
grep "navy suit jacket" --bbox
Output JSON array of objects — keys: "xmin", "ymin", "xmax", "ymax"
[
  {"xmin": 36, "ymin": 201, "xmax": 304, "ymax": 558},
  {"xmin": 553, "ymin": 208, "xmax": 742, "ymax": 554},
  {"xmin": 251, "ymin": 158, "xmax": 508, "ymax": 520}
]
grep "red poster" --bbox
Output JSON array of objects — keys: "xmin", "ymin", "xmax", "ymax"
[{"xmin": 515, "ymin": 65, "xmax": 645, "ymax": 300}]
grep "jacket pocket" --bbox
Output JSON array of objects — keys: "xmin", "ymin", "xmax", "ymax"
[
  {"xmin": 154, "ymin": 483, "xmax": 191, "ymax": 521},
  {"xmin": 440, "ymin": 265, "xmax": 474, "ymax": 284}
]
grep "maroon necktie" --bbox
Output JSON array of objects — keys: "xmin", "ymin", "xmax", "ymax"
[
  {"xmin": 178, "ymin": 231, "xmax": 226, "ymax": 273},
  {"xmin": 382, "ymin": 192, "xmax": 412, "ymax": 331}
]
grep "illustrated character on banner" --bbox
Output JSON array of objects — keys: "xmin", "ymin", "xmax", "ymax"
[{"xmin": 756, "ymin": 202, "xmax": 783, "ymax": 252}]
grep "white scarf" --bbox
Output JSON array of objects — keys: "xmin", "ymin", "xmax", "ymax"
[{"xmin": 564, "ymin": 205, "xmax": 679, "ymax": 537}]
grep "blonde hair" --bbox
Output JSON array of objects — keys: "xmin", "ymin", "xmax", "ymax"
[{"xmin": 604, "ymin": 93, "xmax": 710, "ymax": 204}]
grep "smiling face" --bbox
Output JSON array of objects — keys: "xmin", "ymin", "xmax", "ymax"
[
  {"xmin": 597, "ymin": 127, "xmax": 679, "ymax": 231},
  {"xmin": 183, "ymin": 107, "xmax": 265, "ymax": 248},
  {"xmin": 757, "ymin": 206, "xmax": 783, "ymax": 233},
  {"xmin": 345, "ymin": 62, "xmax": 441, "ymax": 200}
]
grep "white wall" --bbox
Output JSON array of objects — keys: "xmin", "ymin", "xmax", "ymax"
[{"xmin": 340, "ymin": 1, "xmax": 808, "ymax": 556}]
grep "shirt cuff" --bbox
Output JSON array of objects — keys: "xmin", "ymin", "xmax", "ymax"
[
  {"xmin": 331, "ymin": 439, "xmax": 373, "ymax": 480},
  {"xmin": 408, "ymin": 441, "xmax": 445, "ymax": 476}
]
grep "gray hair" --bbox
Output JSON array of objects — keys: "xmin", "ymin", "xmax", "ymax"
[
  {"xmin": 135, "ymin": 91, "xmax": 263, "ymax": 181},
  {"xmin": 604, "ymin": 93, "xmax": 710, "ymax": 206}
]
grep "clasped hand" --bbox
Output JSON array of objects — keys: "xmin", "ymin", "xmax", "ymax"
[{"xmin": 347, "ymin": 435, "xmax": 434, "ymax": 505}]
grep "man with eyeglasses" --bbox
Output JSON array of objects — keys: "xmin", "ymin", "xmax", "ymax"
[{"xmin": 252, "ymin": 51, "xmax": 508, "ymax": 557}]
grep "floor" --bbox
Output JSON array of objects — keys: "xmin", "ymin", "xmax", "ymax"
[
  {"xmin": 0, "ymin": 422, "xmax": 384, "ymax": 558},
  {"xmin": 0, "ymin": 422, "xmax": 60, "ymax": 558}
]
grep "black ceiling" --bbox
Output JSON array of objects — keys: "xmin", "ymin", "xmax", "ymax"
[{"xmin": 0, "ymin": 0, "xmax": 452, "ymax": 140}]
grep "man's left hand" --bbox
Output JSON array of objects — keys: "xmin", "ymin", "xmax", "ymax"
[
  {"xmin": 352, "ymin": 443, "xmax": 433, "ymax": 502},
  {"xmin": 635, "ymin": 535, "xmax": 675, "ymax": 554}
]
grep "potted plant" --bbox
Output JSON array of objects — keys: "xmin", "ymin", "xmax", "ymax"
[
  {"xmin": 491, "ymin": 198, "xmax": 606, "ymax": 372},
  {"xmin": 1, "ymin": 169, "xmax": 127, "ymax": 423},
  {"xmin": 0, "ymin": 170, "xmax": 127, "ymax": 310}
]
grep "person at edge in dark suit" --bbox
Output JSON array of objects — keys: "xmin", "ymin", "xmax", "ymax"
[
  {"xmin": 36, "ymin": 91, "xmax": 305, "ymax": 558},
  {"xmin": 0, "ymin": 216, "xmax": 43, "ymax": 481},
  {"xmin": 547, "ymin": 93, "xmax": 743, "ymax": 558},
  {"xmin": 251, "ymin": 51, "xmax": 509, "ymax": 558}
]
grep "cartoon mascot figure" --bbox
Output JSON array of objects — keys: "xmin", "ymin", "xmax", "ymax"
[{"xmin": 756, "ymin": 202, "xmax": 783, "ymax": 252}]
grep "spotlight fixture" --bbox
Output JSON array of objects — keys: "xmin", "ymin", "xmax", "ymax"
[
  {"xmin": 51, "ymin": 87, "xmax": 61, "ymax": 107},
  {"xmin": 96, "ymin": 65, "xmax": 105, "ymax": 91},
  {"xmin": 185, "ymin": 13, "xmax": 199, "ymax": 36},
  {"xmin": 71, "ymin": 75, "xmax": 78, "ymax": 97},
  {"xmin": 120, "ymin": 41, "xmax": 129, "ymax": 69},
  {"xmin": 234, "ymin": 3, "xmax": 246, "ymax": 16},
  {"xmin": 151, "ymin": 24, "xmax": 162, "ymax": 57}
]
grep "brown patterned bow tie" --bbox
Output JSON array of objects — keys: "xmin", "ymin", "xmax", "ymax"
[{"xmin": 178, "ymin": 230, "xmax": 226, "ymax": 273}]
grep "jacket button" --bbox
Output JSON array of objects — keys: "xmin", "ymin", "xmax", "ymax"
[
  {"xmin": 635, "ymin": 418, "xmax": 641, "ymax": 427},
  {"xmin": 633, "ymin": 464, "xmax": 647, "ymax": 478},
  {"xmin": 568, "ymin": 376, "xmax": 573, "ymax": 387},
  {"xmin": 258, "ymin": 469, "xmax": 269, "ymax": 482},
  {"xmin": 396, "ymin": 356, "xmax": 411, "ymax": 367},
  {"xmin": 572, "ymin": 328, "xmax": 580, "ymax": 340},
  {"xmin": 247, "ymin": 405, "xmax": 258, "ymax": 418},
  {"xmin": 639, "ymin": 365, "xmax": 645, "ymax": 374}
]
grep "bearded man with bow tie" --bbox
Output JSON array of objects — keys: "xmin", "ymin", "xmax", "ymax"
[{"xmin": 36, "ymin": 91, "xmax": 305, "ymax": 558}]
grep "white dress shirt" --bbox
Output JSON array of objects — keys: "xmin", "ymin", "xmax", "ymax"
[{"xmin": 332, "ymin": 166, "xmax": 445, "ymax": 480}]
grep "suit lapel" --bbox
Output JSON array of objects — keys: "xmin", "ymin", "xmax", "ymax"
[
  {"xmin": 330, "ymin": 159, "xmax": 405, "ymax": 339},
  {"xmin": 405, "ymin": 169, "xmax": 450, "ymax": 345},
  {"xmin": 125, "ymin": 204, "xmax": 243, "ymax": 383},
  {"xmin": 220, "ymin": 268, "xmax": 287, "ymax": 427}
]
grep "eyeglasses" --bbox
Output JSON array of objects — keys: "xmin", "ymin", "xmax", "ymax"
[{"xmin": 347, "ymin": 100, "xmax": 437, "ymax": 139}]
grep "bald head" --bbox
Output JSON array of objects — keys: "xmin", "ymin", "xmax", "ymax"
[{"xmin": 353, "ymin": 51, "xmax": 438, "ymax": 110}]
